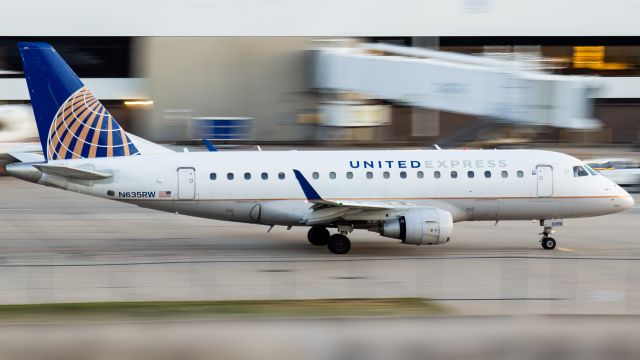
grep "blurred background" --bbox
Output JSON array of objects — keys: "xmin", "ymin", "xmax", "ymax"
[
  {"xmin": 3, "ymin": 36, "xmax": 640, "ymax": 144},
  {"xmin": 1, "ymin": 1, "xmax": 640, "ymax": 359},
  {"xmin": 2, "ymin": 36, "xmax": 640, "ymax": 189}
]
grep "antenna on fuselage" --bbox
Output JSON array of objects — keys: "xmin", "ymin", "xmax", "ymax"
[{"xmin": 434, "ymin": 144, "xmax": 442, "ymax": 150}]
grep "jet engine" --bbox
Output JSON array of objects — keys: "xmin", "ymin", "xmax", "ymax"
[{"xmin": 379, "ymin": 207, "xmax": 453, "ymax": 245}]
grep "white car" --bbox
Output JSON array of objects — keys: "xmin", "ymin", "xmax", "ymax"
[{"xmin": 584, "ymin": 158, "xmax": 640, "ymax": 189}]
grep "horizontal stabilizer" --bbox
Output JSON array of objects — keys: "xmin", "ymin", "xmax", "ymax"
[
  {"xmin": 8, "ymin": 152, "xmax": 45, "ymax": 163},
  {"xmin": 33, "ymin": 164, "xmax": 112, "ymax": 180}
]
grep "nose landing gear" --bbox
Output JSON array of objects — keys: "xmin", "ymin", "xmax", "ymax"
[
  {"xmin": 541, "ymin": 236, "xmax": 557, "ymax": 250},
  {"xmin": 539, "ymin": 220, "xmax": 558, "ymax": 250}
]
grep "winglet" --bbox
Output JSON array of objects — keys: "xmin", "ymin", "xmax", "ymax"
[
  {"xmin": 203, "ymin": 139, "xmax": 217, "ymax": 152},
  {"xmin": 293, "ymin": 169, "xmax": 322, "ymax": 201}
]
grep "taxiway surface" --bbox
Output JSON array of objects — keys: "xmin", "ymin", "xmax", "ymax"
[{"xmin": 1, "ymin": 177, "xmax": 639, "ymax": 314}]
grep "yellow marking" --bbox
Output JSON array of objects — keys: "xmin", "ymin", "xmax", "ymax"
[{"xmin": 556, "ymin": 247, "xmax": 575, "ymax": 252}]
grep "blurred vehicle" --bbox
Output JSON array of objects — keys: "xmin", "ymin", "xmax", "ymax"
[
  {"xmin": 0, "ymin": 104, "xmax": 40, "ymax": 174},
  {"xmin": 584, "ymin": 158, "xmax": 640, "ymax": 190},
  {"xmin": 0, "ymin": 104, "xmax": 37, "ymax": 142}
]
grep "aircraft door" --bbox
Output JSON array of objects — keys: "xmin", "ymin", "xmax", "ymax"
[
  {"xmin": 177, "ymin": 167, "xmax": 196, "ymax": 200},
  {"xmin": 536, "ymin": 165, "xmax": 553, "ymax": 197}
]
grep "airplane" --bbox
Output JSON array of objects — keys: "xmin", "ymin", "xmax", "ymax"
[{"xmin": 6, "ymin": 42, "xmax": 635, "ymax": 254}]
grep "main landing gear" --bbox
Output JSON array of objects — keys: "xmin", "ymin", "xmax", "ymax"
[
  {"xmin": 539, "ymin": 221, "xmax": 557, "ymax": 250},
  {"xmin": 327, "ymin": 234, "xmax": 351, "ymax": 254},
  {"xmin": 307, "ymin": 225, "xmax": 352, "ymax": 254},
  {"xmin": 307, "ymin": 225, "xmax": 330, "ymax": 246}
]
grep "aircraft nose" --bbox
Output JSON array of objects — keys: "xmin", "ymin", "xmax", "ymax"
[{"xmin": 621, "ymin": 190, "xmax": 635, "ymax": 210}]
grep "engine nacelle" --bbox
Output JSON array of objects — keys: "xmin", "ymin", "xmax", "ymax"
[{"xmin": 380, "ymin": 208, "xmax": 453, "ymax": 245}]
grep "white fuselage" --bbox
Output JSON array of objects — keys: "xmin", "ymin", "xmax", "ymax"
[{"xmin": 23, "ymin": 149, "xmax": 633, "ymax": 226}]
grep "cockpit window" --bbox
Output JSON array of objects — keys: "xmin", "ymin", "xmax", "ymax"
[
  {"xmin": 573, "ymin": 166, "xmax": 589, "ymax": 177},
  {"xmin": 584, "ymin": 165, "xmax": 599, "ymax": 176}
]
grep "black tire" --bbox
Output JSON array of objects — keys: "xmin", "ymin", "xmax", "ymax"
[
  {"xmin": 541, "ymin": 237, "xmax": 556, "ymax": 250},
  {"xmin": 307, "ymin": 226, "xmax": 330, "ymax": 246},
  {"xmin": 327, "ymin": 234, "xmax": 351, "ymax": 254}
]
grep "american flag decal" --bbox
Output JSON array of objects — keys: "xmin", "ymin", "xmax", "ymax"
[{"xmin": 159, "ymin": 191, "xmax": 172, "ymax": 198}]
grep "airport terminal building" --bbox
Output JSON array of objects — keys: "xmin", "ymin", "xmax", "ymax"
[{"xmin": 1, "ymin": 39, "xmax": 640, "ymax": 146}]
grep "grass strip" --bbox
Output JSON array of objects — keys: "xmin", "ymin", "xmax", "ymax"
[{"xmin": 0, "ymin": 298, "xmax": 446, "ymax": 322}]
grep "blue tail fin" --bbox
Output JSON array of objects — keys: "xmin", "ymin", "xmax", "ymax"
[{"xmin": 18, "ymin": 42, "xmax": 139, "ymax": 160}]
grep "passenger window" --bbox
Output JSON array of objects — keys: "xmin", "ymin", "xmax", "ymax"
[
  {"xmin": 451, "ymin": 171, "xmax": 458, "ymax": 179},
  {"xmin": 312, "ymin": 172, "xmax": 319, "ymax": 180},
  {"xmin": 346, "ymin": 172, "xmax": 353, "ymax": 179},
  {"xmin": 329, "ymin": 172, "xmax": 336, "ymax": 179},
  {"xmin": 484, "ymin": 170, "xmax": 491, "ymax": 178},
  {"xmin": 261, "ymin": 172, "xmax": 268, "ymax": 180},
  {"xmin": 278, "ymin": 172, "xmax": 285, "ymax": 180},
  {"xmin": 400, "ymin": 171, "xmax": 407, "ymax": 179},
  {"xmin": 366, "ymin": 171, "xmax": 373, "ymax": 179},
  {"xmin": 383, "ymin": 171, "xmax": 390, "ymax": 179},
  {"xmin": 417, "ymin": 171, "xmax": 424, "ymax": 179},
  {"xmin": 467, "ymin": 171, "xmax": 474, "ymax": 178},
  {"xmin": 434, "ymin": 171, "xmax": 441, "ymax": 179},
  {"xmin": 227, "ymin": 173, "xmax": 234, "ymax": 180},
  {"xmin": 501, "ymin": 171, "xmax": 508, "ymax": 178},
  {"xmin": 517, "ymin": 170, "xmax": 524, "ymax": 178},
  {"xmin": 210, "ymin": 173, "xmax": 217, "ymax": 180},
  {"xmin": 244, "ymin": 172, "xmax": 251, "ymax": 180},
  {"xmin": 573, "ymin": 166, "xmax": 588, "ymax": 177}
]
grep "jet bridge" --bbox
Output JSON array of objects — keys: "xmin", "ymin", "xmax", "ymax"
[{"xmin": 309, "ymin": 43, "xmax": 602, "ymax": 129}]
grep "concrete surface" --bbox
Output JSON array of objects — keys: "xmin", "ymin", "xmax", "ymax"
[
  {"xmin": 0, "ymin": 316, "xmax": 639, "ymax": 360},
  {"xmin": 1, "ymin": 177, "xmax": 639, "ymax": 315}
]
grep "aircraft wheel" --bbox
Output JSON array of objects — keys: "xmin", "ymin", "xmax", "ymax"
[
  {"xmin": 307, "ymin": 226, "xmax": 330, "ymax": 246},
  {"xmin": 327, "ymin": 234, "xmax": 351, "ymax": 254},
  {"xmin": 541, "ymin": 237, "xmax": 556, "ymax": 250}
]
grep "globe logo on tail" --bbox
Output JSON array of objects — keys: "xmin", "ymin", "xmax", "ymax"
[{"xmin": 47, "ymin": 87, "xmax": 139, "ymax": 160}]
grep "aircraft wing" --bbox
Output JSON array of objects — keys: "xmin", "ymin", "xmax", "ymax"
[
  {"xmin": 33, "ymin": 164, "xmax": 113, "ymax": 180},
  {"xmin": 311, "ymin": 199, "xmax": 414, "ymax": 210},
  {"xmin": 292, "ymin": 169, "xmax": 415, "ymax": 224}
]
